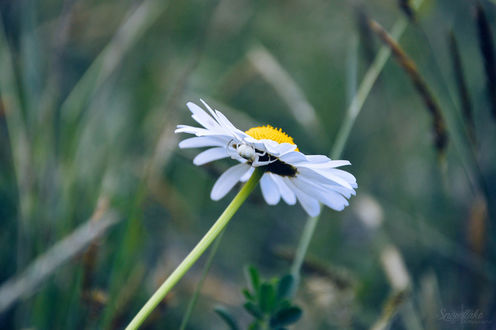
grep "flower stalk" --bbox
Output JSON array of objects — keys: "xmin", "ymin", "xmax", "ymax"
[
  {"xmin": 126, "ymin": 168, "xmax": 264, "ymax": 330},
  {"xmin": 290, "ymin": 0, "xmax": 425, "ymax": 287}
]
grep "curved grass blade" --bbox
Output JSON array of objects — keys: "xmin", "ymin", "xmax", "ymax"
[
  {"xmin": 475, "ymin": 2, "xmax": 496, "ymax": 119},
  {"xmin": 368, "ymin": 19, "xmax": 448, "ymax": 156}
]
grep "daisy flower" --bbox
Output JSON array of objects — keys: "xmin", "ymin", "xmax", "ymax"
[{"xmin": 175, "ymin": 100, "xmax": 357, "ymax": 216}]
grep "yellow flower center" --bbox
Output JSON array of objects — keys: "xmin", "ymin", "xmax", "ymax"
[{"xmin": 245, "ymin": 125, "xmax": 299, "ymax": 151}]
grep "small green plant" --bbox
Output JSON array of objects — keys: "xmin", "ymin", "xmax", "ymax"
[{"xmin": 215, "ymin": 266, "xmax": 302, "ymax": 330}]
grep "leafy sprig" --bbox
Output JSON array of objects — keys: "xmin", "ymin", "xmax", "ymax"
[{"xmin": 215, "ymin": 266, "xmax": 302, "ymax": 330}]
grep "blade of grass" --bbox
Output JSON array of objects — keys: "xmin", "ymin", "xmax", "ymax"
[
  {"xmin": 396, "ymin": 4, "xmax": 496, "ymax": 263},
  {"xmin": 290, "ymin": 0, "xmax": 425, "ymax": 288},
  {"xmin": 355, "ymin": 7, "xmax": 377, "ymax": 65},
  {"xmin": 384, "ymin": 198, "xmax": 496, "ymax": 280},
  {"xmin": 390, "ymin": 3, "xmax": 495, "ymax": 235},
  {"xmin": 0, "ymin": 15, "xmax": 34, "ymax": 271},
  {"xmin": 475, "ymin": 2, "xmax": 496, "ymax": 119},
  {"xmin": 331, "ymin": 13, "xmax": 412, "ymax": 159},
  {"xmin": 0, "ymin": 209, "xmax": 119, "ymax": 313},
  {"xmin": 56, "ymin": 0, "xmax": 173, "ymax": 239},
  {"xmin": 247, "ymin": 44, "xmax": 322, "ymax": 135},
  {"xmin": 398, "ymin": 0, "xmax": 416, "ymax": 21},
  {"xmin": 44, "ymin": 3, "xmax": 175, "ymax": 318},
  {"xmin": 368, "ymin": 19, "xmax": 448, "ymax": 155},
  {"xmin": 448, "ymin": 30, "xmax": 475, "ymax": 143},
  {"xmin": 59, "ymin": 0, "xmax": 172, "ymax": 151},
  {"xmin": 399, "ymin": 3, "xmax": 491, "ymax": 196},
  {"xmin": 346, "ymin": 35, "xmax": 359, "ymax": 107},
  {"xmin": 103, "ymin": 0, "xmax": 222, "ymax": 325},
  {"xmin": 19, "ymin": 0, "xmax": 42, "ymax": 127}
]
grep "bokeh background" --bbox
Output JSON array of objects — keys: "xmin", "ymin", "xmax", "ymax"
[{"xmin": 1, "ymin": 0, "xmax": 496, "ymax": 329}]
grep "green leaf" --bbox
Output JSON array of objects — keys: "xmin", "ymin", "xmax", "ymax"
[
  {"xmin": 243, "ymin": 288, "xmax": 255, "ymax": 302},
  {"xmin": 270, "ymin": 306, "xmax": 303, "ymax": 327},
  {"xmin": 245, "ymin": 265, "xmax": 261, "ymax": 294},
  {"xmin": 259, "ymin": 283, "xmax": 276, "ymax": 313},
  {"xmin": 248, "ymin": 321, "xmax": 262, "ymax": 330},
  {"xmin": 276, "ymin": 274, "xmax": 294, "ymax": 301},
  {"xmin": 214, "ymin": 306, "xmax": 239, "ymax": 330},
  {"xmin": 277, "ymin": 299, "xmax": 291, "ymax": 310},
  {"xmin": 244, "ymin": 302, "xmax": 263, "ymax": 319}
]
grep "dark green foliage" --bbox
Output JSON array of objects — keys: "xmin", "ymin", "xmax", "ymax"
[
  {"xmin": 215, "ymin": 307, "xmax": 240, "ymax": 330},
  {"xmin": 216, "ymin": 267, "xmax": 301, "ymax": 329},
  {"xmin": 246, "ymin": 265, "xmax": 261, "ymax": 294},
  {"xmin": 269, "ymin": 306, "xmax": 302, "ymax": 328},
  {"xmin": 276, "ymin": 274, "xmax": 294, "ymax": 301}
]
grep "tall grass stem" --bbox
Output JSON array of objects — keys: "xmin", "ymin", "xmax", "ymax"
[
  {"xmin": 289, "ymin": 0, "xmax": 424, "ymax": 288},
  {"xmin": 126, "ymin": 168, "xmax": 263, "ymax": 329}
]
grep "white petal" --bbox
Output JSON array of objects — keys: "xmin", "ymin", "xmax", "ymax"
[
  {"xmin": 193, "ymin": 147, "xmax": 229, "ymax": 165},
  {"xmin": 304, "ymin": 155, "xmax": 331, "ymax": 163},
  {"xmin": 178, "ymin": 136, "xmax": 228, "ymax": 149},
  {"xmin": 175, "ymin": 125, "xmax": 224, "ymax": 136},
  {"xmin": 279, "ymin": 151, "xmax": 307, "ymax": 164},
  {"xmin": 213, "ymin": 110, "xmax": 244, "ymax": 140},
  {"xmin": 259, "ymin": 139, "xmax": 279, "ymax": 153},
  {"xmin": 175, "ymin": 125, "xmax": 209, "ymax": 135},
  {"xmin": 260, "ymin": 174, "xmax": 281, "ymax": 205},
  {"xmin": 186, "ymin": 102, "xmax": 219, "ymax": 129},
  {"xmin": 276, "ymin": 143, "xmax": 298, "ymax": 156},
  {"xmin": 300, "ymin": 159, "xmax": 351, "ymax": 169},
  {"xmin": 262, "ymin": 141, "xmax": 296, "ymax": 156},
  {"xmin": 285, "ymin": 179, "xmax": 320, "ymax": 216},
  {"xmin": 294, "ymin": 176, "xmax": 349, "ymax": 211},
  {"xmin": 272, "ymin": 175, "xmax": 296, "ymax": 205},
  {"xmin": 200, "ymin": 99, "xmax": 221, "ymax": 122},
  {"xmin": 328, "ymin": 160, "xmax": 352, "ymax": 168},
  {"xmin": 214, "ymin": 109, "xmax": 238, "ymax": 131},
  {"xmin": 298, "ymin": 167, "xmax": 353, "ymax": 190},
  {"xmin": 329, "ymin": 169, "xmax": 358, "ymax": 188},
  {"xmin": 240, "ymin": 167, "xmax": 255, "ymax": 182},
  {"xmin": 299, "ymin": 174, "xmax": 356, "ymax": 199},
  {"xmin": 243, "ymin": 138, "xmax": 268, "ymax": 152},
  {"xmin": 320, "ymin": 183, "xmax": 356, "ymax": 198},
  {"xmin": 320, "ymin": 192, "xmax": 349, "ymax": 211},
  {"xmin": 210, "ymin": 164, "xmax": 251, "ymax": 200}
]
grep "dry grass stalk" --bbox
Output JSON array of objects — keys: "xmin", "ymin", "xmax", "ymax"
[
  {"xmin": 81, "ymin": 197, "xmax": 110, "ymax": 313},
  {"xmin": 369, "ymin": 19, "xmax": 449, "ymax": 155},
  {"xmin": 371, "ymin": 289, "xmax": 410, "ymax": 330},
  {"xmin": 467, "ymin": 195, "xmax": 487, "ymax": 255},
  {"xmin": 373, "ymin": 244, "xmax": 413, "ymax": 329},
  {"xmin": 380, "ymin": 245, "xmax": 411, "ymax": 292},
  {"xmin": 448, "ymin": 30, "xmax": 475, "ymax": 143},
  {"xmin": 475, "ymin": 3, "xmax": 496, "ymax": 119}
]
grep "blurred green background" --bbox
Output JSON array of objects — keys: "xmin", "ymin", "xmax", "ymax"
[{"xmin": 1, "ymin": 0, "xmax": 496, "ymax": 329}]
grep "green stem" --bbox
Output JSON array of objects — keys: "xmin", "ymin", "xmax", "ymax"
[
  {"xmin": 178, "ymin": 230, "xmax": 225, "ymax": 330},
  {"xmin": 126, "ymin": 168, "xmax": 263, "ymax": 330},
  {"xmin": 290, "ymin": 0, "xmax": 424, "ymax": 288},
  {"xmin": 290, "ymin": 215, "xmax": 319, "ymax": 283}
]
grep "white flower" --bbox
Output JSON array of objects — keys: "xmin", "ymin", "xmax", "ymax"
[{"xmin": 175, "ymin": 100, "xmax": 357, "ymax": 216}]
